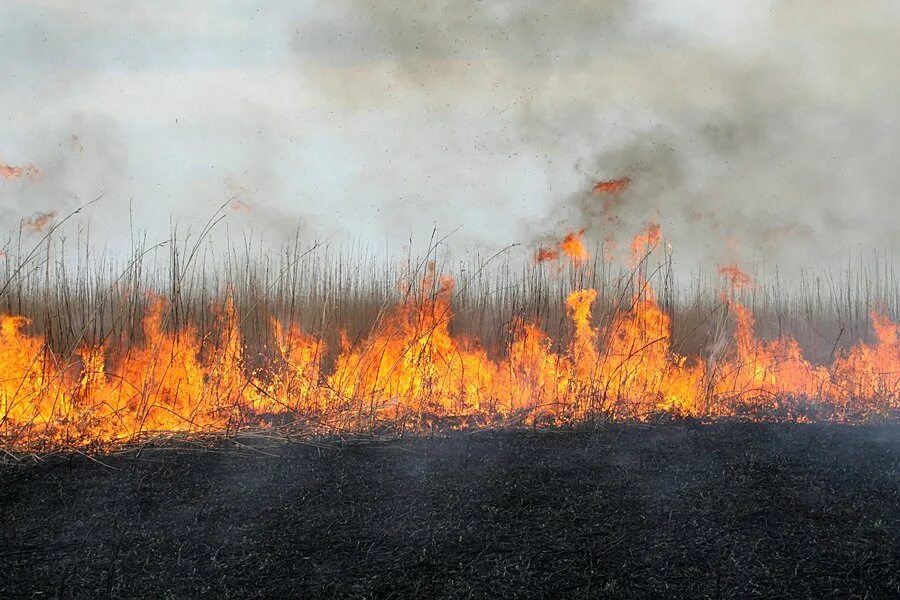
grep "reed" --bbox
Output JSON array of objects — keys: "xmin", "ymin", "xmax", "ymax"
[{"xmin": 1, "ymin": 215, "xmax": 898, "ymax": 451}]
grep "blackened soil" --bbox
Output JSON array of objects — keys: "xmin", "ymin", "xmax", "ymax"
[{"xmin": 1, "ymin": 423, "xmax": 899, "ymax": 599}]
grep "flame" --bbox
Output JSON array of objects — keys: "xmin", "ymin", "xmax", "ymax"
[
  {"xmin": 230, "ymin": 199, "xmax": 252, "ymax": 214},
  {"xmin": 536, "ymin": 230, "xmax": 590, "ymax": 266},
  {"xmin": 592, "ymin": 177, "xmax": 631, "ymax": 194},
  {"xmin": 23, "ymin": 211, "xmax": 58, "ymax": 234},
  {"xmin": 2, "ymin": 228, "xmax": 900, "ymax": 451},
  {"xmin": 712, "ymin": 301, "xmax": 830, "ymax": 414},
  {"xmin": 629, "ymin": 222, "xmax": 661, "ymax": 266},
  {"xmin": 831, "ymin": 310, "xmax": 900, "ymax": 412},
  {"xmin": 534, "ymin": 246, "xmax": 560, "ymax": 263},
  {"xmin": 560, "ymin": 230, "xmax": 590, "ymax": 264},
  {"xmin": 0, "ymin": 162, "xmax": 39, "ymax": 181},
  {"xmin": 719, "ymin": 264, "xmax": 753, "ymax": 290},
  {"xmin": 271, "ymin": 318, "xmax": 326, "ymax": 411}
]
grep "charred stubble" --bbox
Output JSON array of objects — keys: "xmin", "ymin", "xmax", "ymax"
[{"xmin": 1, "ymin": 423, "xmax": 898, "ymax": 599}]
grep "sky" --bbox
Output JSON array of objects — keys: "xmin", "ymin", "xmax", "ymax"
[{"xmin": 1, "ymin": 0, "xmax": 899, "ymax": 271}]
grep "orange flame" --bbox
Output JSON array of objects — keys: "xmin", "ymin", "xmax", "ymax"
[
  {"xmin": 230, "ymin": 199, "xmax": 252, "ymax": 214},
  {"xmin": 23, "ymin": 211, "xmax": 58, "ymax": 234},
  {"xmin": 534, "ymin": 246, "xmax": 560, "ymax": 263},
  {"xmin": 2, "ymin": 230, "xmax": 900, "ymax": 451},
  {"xmin": 536, "ymin": 230, "xmax": 590, "ymax": 266},
  {"xmin": 719, "ymin": 264, "xmax": 753, "ymax": 290},
  {"xmin": 629, "ymin": 222, "xmax": 661, "ymax": 266},
  {"xmin": 592, "ymin": 177, "xmax": 631, "ymax": 194},
  {"xmin": 560, "ymin": 230, "xmax": 590, "ymax": 265},
  {"xmin": 0, "ymin": 162, "xmax": 39, "ymax": 181}
]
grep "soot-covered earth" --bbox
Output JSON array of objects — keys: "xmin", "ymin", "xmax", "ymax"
[{"xmin": 1, "ymin": 422, "xmax": 899, "ymax": 599}]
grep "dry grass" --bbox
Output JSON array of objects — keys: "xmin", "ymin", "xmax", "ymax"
[
  {"xmin": 1, "ymin": 216, "xmax": 895, "ymax": 369},
  {"xmin": 0, "ymin": 207, "xmax": 898, "ymax": 455}
]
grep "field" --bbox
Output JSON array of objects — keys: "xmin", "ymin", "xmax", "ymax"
[
  {"xmin": 2, "ymin": 221, "xmax": 900, "ymax": 451},
  {"xmin": 2, "ymin": 422, "xmax": 898, "ymax": 598},
  {"xmin": 1, "ymin": 223, "xmax": 899, "ymax": 597},
  {"xmin": 4, "ymin": 3, "xmax": 899, "ymax": 598}
]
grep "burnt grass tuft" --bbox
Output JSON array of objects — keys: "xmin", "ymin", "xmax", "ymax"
[{"xmin": 1, "ymin": 423, "xmax": 899, "ymax": 599}]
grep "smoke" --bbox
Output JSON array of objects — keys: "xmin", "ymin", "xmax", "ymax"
[
  {"xmin": 0, "ymin": 114, "xmax": 130, "ymax": 237},
  {"xmin": 292, "ymin": 0, "xmax": 900, "ymax": 270},
  {"xmin": 1, "ymin": 1, "xmax": 899, "ymax": 272}
]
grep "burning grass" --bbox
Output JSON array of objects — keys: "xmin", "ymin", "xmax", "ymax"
[{"xmin": 1, "ymin": 221, "xmax": 900, "ymax": 453}]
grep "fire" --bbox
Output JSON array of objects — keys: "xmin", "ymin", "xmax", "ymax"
[
  {"xmin": 629, "ymin": 222, "xmax": 661, "ymax": 266},
  {"xmin": 712, "ymin": 302, "xmax": 830, "ymax": 413},
  {"xmin": 592, "ymin": 177, "xmax": 631, "ymax": 194},
  {"xmin": 230, "ymin": 198, "xmax": 252, "ymax": 214},
  {"xmin": 831, "ymin": 310, "xmax": 900, "ymax": 412},
  {"xmin": 536, "ymin": 230, "xmax": 590, "ymax": 266},
  {"xmin": 719, "ymin": 264, "xmax": 753, "ymax": 290},
  {"xmin": 592, "ymin": 177, "xmax": 632, "ymax": 227},
  {"xmin": 23, "ymin": 211, "xmax": 58, "ymax": 234},
  {"xmin": 560, "ymin": 230, "xmax": 590, "ymax": 264},
  {"xmin": 534, "ymin": 246, "xmax": 560, "ymax": 263},
  {"xmin": 2, "ymin": 227, "xmax": 900, "ymax": 451},
  {"xmin": 0, "ymin": 162, "xmax": 39, "ymax": 181}
]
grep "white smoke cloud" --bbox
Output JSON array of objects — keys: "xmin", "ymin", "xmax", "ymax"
[{"xmin": 1, "ymin": 0, "xmax": 898, "ymax": 270}]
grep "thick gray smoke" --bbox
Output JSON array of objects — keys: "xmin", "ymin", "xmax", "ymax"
[
  {"xmin": 293, "ymin": 0, "xmax": 900, "ymax": 269},
  {"xmin": 1, "ymin": 1, "xmax": 898, "ymax": 271}
]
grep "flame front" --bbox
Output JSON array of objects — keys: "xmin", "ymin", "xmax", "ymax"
[{"xmin": 2, "ymin": 232, "xmax": 900, "ymax": 450}]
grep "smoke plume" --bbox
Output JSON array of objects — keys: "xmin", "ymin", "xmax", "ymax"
[{"xmin": 1, "ymin": 1, "xmax": 898, "ymax": 271}]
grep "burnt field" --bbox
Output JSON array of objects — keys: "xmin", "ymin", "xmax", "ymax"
[{"xmin": 2, "ymin": 422, "xmax": 899, "ymax": 599}]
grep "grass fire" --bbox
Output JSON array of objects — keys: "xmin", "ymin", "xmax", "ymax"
[
  {"xmin": 3, "ymin": 2, "xmax": 900, "ymax": 598},
  {"xmin": 2, "ymin": 223, "xmax": 899, "ymax": 453},
  {"xmin": 1, "ymin": 220, "xmax": 898, "ymax": 598}
]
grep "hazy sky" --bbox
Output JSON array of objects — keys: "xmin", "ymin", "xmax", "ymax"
[{"xmin": 2, "ymin": 1, "xmax": 899, "ymax": 269}]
